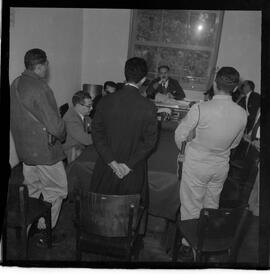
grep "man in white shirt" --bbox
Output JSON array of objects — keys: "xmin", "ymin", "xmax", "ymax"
[{"xmin": 175, "ymin": 67, "xmax": 247, "ymax": 222}]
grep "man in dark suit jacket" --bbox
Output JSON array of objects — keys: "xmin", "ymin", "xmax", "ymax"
[
  {"xmin": 146, "ymin": 65, "xmax": 185, "ymax": 100},
  {"xmin": 237, "ymin": 80, "xmax": 260, "ymax": 133},
  {"xmin": 90, "ymin": 57, "xmax": 158, "ymax": 207}
]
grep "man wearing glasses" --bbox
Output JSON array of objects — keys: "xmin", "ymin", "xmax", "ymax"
[{"xmin": 63, "ymin": 90, "xmax": 93, "ymax": 163}]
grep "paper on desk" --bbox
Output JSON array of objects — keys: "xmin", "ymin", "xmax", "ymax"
[{"xmin": 155, "ymin": 93, "xmax": 190, "ymax": 108}]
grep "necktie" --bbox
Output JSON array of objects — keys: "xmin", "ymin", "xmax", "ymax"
[{"xmin": 83, "ymin": 116, "xmax": 91, "ymax": 133}]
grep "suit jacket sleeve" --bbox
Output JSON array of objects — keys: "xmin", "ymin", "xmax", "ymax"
[
  {"xmin": 247, "ymin": 93, "xmax": 260, "ymax": 133},
  {"xmin": 172, "ymin": 79, "xmax": 185, "ymax": 100},
  {"xmin": 146, "ymin": 79, "xmax": 159, "ymax": 99},
  {"xmin": 126, "ymin": 104, "xmax": 158, "ymax": 169},
  {"xmin": 26, "ymin": 84, "xmax": 66, "ymax": 142},
  {"xmin": 64, "ymin": 114, "xmax": 93, "ymax": 146},
  {"xmin": 91, "ymin": 103, "xmax": 114, "ymax": 164}
]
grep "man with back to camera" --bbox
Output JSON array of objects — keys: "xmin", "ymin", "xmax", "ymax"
[
  {"xmin": 146, "ymin": 65, "xmax": 186, "ymax": 100},
  {"xmin": 90, "ymin": 57, "xmax": 158, "ymax": 209},
  {"xmin": 63, "ymin": 90, "xmax": 93, "ymax": 163},
  {"xmin": 174, "ymin": 67, "xmax": 247, "ymax": 259},
  {"xmin": 10, "ymin": 48, "xmax": 67, "ymax": 243}
]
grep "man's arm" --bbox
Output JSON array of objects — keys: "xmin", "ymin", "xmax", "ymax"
[
  {"xmin": 126, "ymin": 105, "xmax": 158, "ymax": 169},
  {"xmin": 64, "ymin": 117, "xmax": 92, "ymax": 146},
  {"xmin": 231, "ymin": 115, "xmax": 248, "ymax": 149},
  {"xmin": 172, "ymin": 79, "xmax": 185, "ymax": 100},
  {"xmin": 146, "ymin": 79, "xmax": 160, "ymax": 99},
  {"xmin": 91, "ymin": 104, "xmax": 114, "ymax": 164},
  {"xmin": 175, "ymin": 104, "xmax": 200, "ymax": 149},
  {"xmin": 28, "ymin": 87, "xmax": 66, "ymax": 142}
]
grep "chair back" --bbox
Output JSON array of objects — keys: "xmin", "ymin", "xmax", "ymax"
[
  {"xmin": 197, "ymin": 206, "xmax": 249, "ymax": 255},
  {"xmin": 78, "ymin": 192, "xmax": 140, "ymax": 237},
  {"xmin": 59, "ymin": 103, "xmax": 69, "ymax": 118},
  {"xmin": 7, "ymin": 183, "xmax": 28, "ymax": 226}
]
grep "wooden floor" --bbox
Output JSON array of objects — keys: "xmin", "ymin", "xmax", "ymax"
[
  {"xmin": 4, "ymin": 198, "xmax": 259, "ymax": 267},
  {"xmin": 4, "ymin": 127, "xmax": 260, "ymax": 267}
]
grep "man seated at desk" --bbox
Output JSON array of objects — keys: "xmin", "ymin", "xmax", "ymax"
[
  {"xmin": 63, "ymin": 90, "xmax": 93, "ymax": 163},
  {"xmin": 146, "ymin": 65, "xmax": 185, "ymax": 100}
]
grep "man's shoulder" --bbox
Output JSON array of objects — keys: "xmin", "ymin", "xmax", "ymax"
[
  {"xmin": 250, "ymin": 91, "xmax": 261, "ymax": 100},
  {"xmin": 63, "ymin": 107, "xmax": 79, "ymax": 121},
  {"xmin": 168, "ymin": 77, "xmax": 180, "ymax": 84}
]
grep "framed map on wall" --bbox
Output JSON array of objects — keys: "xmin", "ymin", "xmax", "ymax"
[{"xmin": 128, "ymin": 10, "xmax": 224, "ymax": 91}]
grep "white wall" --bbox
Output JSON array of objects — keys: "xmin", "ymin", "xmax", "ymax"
[
  {"xmin": 217, "ymin": 11, "xmax": 261, "ymax": 93},
  {"xmin": 9, "ymin": 8, "xmax": 83, "ymax": 106},
  {"xmin": 9, "ymin": 8, "xmax": 83, "ymax": 166},
  {"xmin": 81, "ymin": 9, "xmax": 131, "ymax": 86}
]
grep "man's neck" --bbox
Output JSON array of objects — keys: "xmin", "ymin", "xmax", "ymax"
[{"xmin": 214, "ymin": 90, "xmax": 230, "ymax": 96}]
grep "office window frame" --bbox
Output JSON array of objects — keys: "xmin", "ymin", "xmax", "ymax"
[{"xmin": 128, "ymin": 9, "xmax": 224, "ymax": 92}]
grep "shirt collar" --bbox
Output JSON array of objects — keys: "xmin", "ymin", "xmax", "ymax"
[
  {"xmin": 246, "ymin": 91, "xmax": 252, "ymax": 100},
  {"xmin": 22, "ymin": 69, "xmax": 43, "ymax": 80},
  {"xmin": 74, "ymin": 108, "xmax": 84, "ymax": 121},
  {"xmin": 212, "ymin": 94, "xmax": 232, "ymax": 100},
  {"xmin": 125, "ymin": 82, "xmax": 139, "ymax": 89}
]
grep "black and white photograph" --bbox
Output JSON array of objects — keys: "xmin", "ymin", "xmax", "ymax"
[{"xmin": 1, "ymin": 0, "xmax": 270, "ymax": 270}]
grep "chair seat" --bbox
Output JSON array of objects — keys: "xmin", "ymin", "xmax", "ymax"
[
  {"xmin": 79, "ymin": 231, "xmax": 141, "ymax": 258},
  {"xmin": 7, "ymin": 197, "xmax": 51, "ymax": 227},
  {"xmin": 27, "ymin": 198, "xmax": 51, "ymax": 224},
  {"xmin": 179, "ymin": 219, "xmax": 233, "ymax": 253}
]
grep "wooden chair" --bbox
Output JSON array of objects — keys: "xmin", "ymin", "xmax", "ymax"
[
  {"xmin": 59, "ymin": 103, "xmax": 69, "ymax": 118},
  {"xmin": 172, "ymin": 206, "xmax": 249, "ymax": 264},
  {"xmin": 4, "ymin": 183, "xmax": 52, "ymax": 260},
  {"xmin": 220, "ymin": 142, "xmax": 259, "ymax": 207},
  {"xmin": 75, "ymin": 192, "xmax": 145, "ymax": 261}
]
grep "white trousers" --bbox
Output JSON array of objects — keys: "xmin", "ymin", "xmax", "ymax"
[
  {"xmin": 180, "ymin": 145, "xmax": 229, "ymax": 221},
  {"xmin": 23, "ymin": 161, "xmax": 68, "ymax": 228}
]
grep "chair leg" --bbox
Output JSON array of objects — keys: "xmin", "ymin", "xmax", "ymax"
[
  {"xmin": 45, "ymin": 209, "xmax": 52, "ymax": 248},
  {"xmin": 76, "ymin": 229, "xmax": 82, "ymax": 261},
  {"xmin": 15, "ymin": 227, "xmax": 21, "ymax": 240},
  {"xmin": 171, "ymin": 225, "xmax": 181, "ymax": 261},
  {"xmin": 21, "ymin": 226, "xmax": 28, "ymax": 260},
  {"xmin": 76, "ymin": 250, "xmax": 82, "ymax": 261}
]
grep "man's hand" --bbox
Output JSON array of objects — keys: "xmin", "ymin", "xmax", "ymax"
[
  {"xmin": 109, "ymin": 161, "xmax": 124, "ymax": 179},
  {"xmin": 153, "ymin": 82, "xmax": 159, "ymax": 90},
  {"xmin": 108, "ymin": 161, "xmax": 132, "ymax": 179},
  {"xmin": 118, "ymin": 163, "xmax": 132, "ymax": 178},
  {"xmin": 167, "ymin": 93, "xmax": 174, "ymax": 99}
]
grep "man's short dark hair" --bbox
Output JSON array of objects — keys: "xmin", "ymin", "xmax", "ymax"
[
  {"xmin": 72, "ymin": 90, "xmax": 91, "ymax": 106},
  {"xmin": 215, "ymin": 67, "xmax": 240, "ymax": 93},
  {"xmin": 24, "ymin": 48, "xmax": 47, "ymax": 70},
  {"xmin": 244, "ymin": 80, "xmax": 255, "ymax": 91},
  {"xmin": 104, "ymin": 81, "xmax": 118, "ymax": 90},
  {"xmin": 124, "ymin": 57, "xmax": 148, "ymax": 83},
  {"xmin": 158, "ymin": 65, "xmax": 170, "ymax": 72}
]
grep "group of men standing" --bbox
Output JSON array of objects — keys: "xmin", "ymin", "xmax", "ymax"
[{"xmin": 10, "ymin": 48, "xmax": 256, "ymax": 251}]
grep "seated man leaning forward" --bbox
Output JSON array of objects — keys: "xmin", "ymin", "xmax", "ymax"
[
  {"xmin": 63, "ymin": 91, "xmax": 93, "ymax": 163},
  {"xmin": 146, "ymin": 65, "xmax": 185, "ymax": 100}
]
